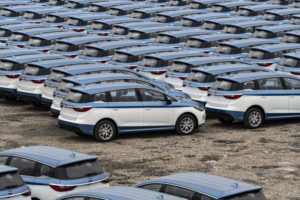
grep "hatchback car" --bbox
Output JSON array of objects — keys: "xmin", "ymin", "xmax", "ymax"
[
  {"xmin": 253, "ymin": 24, "xmax": 300, "ymax": 39},
  {"xmin": 189, "ymin": 0, "xmax": 233, "ymax": 9},
  {"xmin": 263, "ymin": 8, "xmax": 300, "ymax": 21},
  {"xmin": 182, "ymin": 63, "xmax": 269, "ymax": 104},
  {"xmin": 57, "ymin": 186, "xmax": 185, "ymax": 200},
  {"xmin": 202, "ymin": 16, "xmax": 254, "ymax": 31},
  {"xmin": 88, "ymin": 1, "xmax": 131, "ymax": 12},
  {"xmin": 59, "ymin": 82, "xmax": 205, "ymax": 141},
  {"xmin": 131, "ymin": 6, "xmax": 178, "ymax": 19},
  {"xmin": 0, "ymin": 165, "xmax": 31, "ymax": 200},
  {"xmin": 134, "ymin": 172, "xmax": 267, "ymax": 200},
  {"xmin": 0, "ymin": 146, "xmax": 110, "ymax": 200},
  {"xmin": 206, "ymin": 72, "xmax": 300, "ymax": 128},
  {"xmin": 211, "ymin": 1, "xmax": 258, "ymax": 12},
  {"xmin": 154, "ymin": 9, "xmax": 208, "ymax": 23},
  {"xmin": 237, "ymin": 4, "xmax": 286, "ymax": 16},
  {"xmin": 275, "ymin": 52, "xmax": 300, "ymax": 75},
  {"xmin": 282, "ymin": 30, "xmax": 300, "ymax": 43},
  {"xmin": 180, "ymin": 12, "xmax": 232, "ymax": 27},
  {"xmin": 108, "ymin": 3, "xmax": 153, "ymax": 16},
  {"xmin": 223, "ymin": 20, "xmax": 279, "ymax": 34}
]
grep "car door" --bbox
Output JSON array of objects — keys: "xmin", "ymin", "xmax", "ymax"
[
  {"xmin": 256, "ymin": 78, "xmax": 289, "ymax": 118},
  {"xmin": 139, "ymin": 89, "xmax": 174, "ymax": 127},
  {"xmin": 283, "ymin": 77, "xmax": 300, "ymax": 115},
  {"xmin": 108, "ymin": 89, "xmax": 144, "ymax": 129}
]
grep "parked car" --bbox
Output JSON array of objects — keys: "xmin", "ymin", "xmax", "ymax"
[
  {"xmin": 211, "ymin": 1, "xmax": 258, "ymax": 12},
  {"xmin": 134, "ymin": 172, "xmax": 267, "ymax": 200},
  {"xmin": 56, "ymin": 186, "xmax": 186, "ymax": 200},
  {"xmin": 0, "ymin": 146, "xmax": 110, "ymax": 200},
  {"xmin": 253, "ymin": 24, "xmax": 300, "ymax": 39},
  {"xmin": 275, "ymin": 52, "xmax": 300, "ymax": 75},
  {"xmin": 223, "ymin": 20, "xmax": 279, "ymax": 34},
  {"xmin": 263, "ymin": 8, "xmax": 300, "ymax": 21},
  {"xmin": 22, "ymin": 6, "xmax": 65, "ymax": 22},
  {"xmin": 282, "ymin": 30, "xmax": 300, "ymax": 43},
  {"xmin": 202, "ymin": 16, "xmax": 253, "ymax": 31},
  {"xmin": 45, "ymin": 10, "xmax": 90, "ymax": 26},
  {"xmin": 88, "ymin": 1, "xmax": 132, "ymax": 12},
  {"xmin": 206, "ymin": 72, "xmax": 300, "ymax": 128},
  {"xmin": 108, "ymin": 3, "xmax": 153, "ymax": 16},
  {"xmin": 65, "ymin": 0, "xmax": 107, "ymax": 9},
  {"xmin": 237, "ymin": 4, "xmax": 287, "ymax": 16},
  {"xmin": 131, "ymin": 6, "xmax": 178, "ymax": 19},
  {"xmin": 189, "ymin": 0, "xmax": 233, "ymax": 9},
  {"xmin": 182, "ymin": 63, "xmax": 269, "ymax": 104},
  {"xmin": 180, "ymin": 12, "xmax": 232, "ymax": 27},
  {"xmin": 0, "ymin": 54, "xmax": 64, "ymax": 101},
  {"xmin": 0, "ymin": 165, "xmax": 31, "ymax": 200},
  {"xmin": 137, "ymin": 51, "xmax": 205, "ymax": 80},
  {"xmin": 165, "ymin": 56, "xmax": 245, "ymax": 89},
  {"xmin": 154, "ymin": 9, "xmax": 208, "ymax": 23},
  {"xmin": 0, "ymin": 4, "xmax": 46, "ymax": 17},
  {"xmin": 59, "ymin": 82, "xmax": 205, "ymax": 141}
]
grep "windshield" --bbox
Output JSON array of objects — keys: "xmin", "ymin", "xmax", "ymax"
[
  {"xmin": 46, "ymin": 15, "xmax": 59, "ymax": 23},
  {"xmin": 279, "ymin": 56, "xmax": 300, "ymax": 67},
  {"xmin": 211, "ymin": 5, "xmax": 228, "ymax": 12},
  {"xmin": 187, "ymin": 71, "xmax": 215, "ymax": 83},
  {"xmin": 155, "ymin": 35, "xmax": 178, "ymax": 44},
  {"xmin": 247, "ymin": 50, "xmax": 274, "ymax": 59},
  {"xmin": 67, "ymin": 18, "xmax": 85, "ymax": 26},
  {"xmin": 0, "ymin": 29, "xmax": 9, "ymax": 37},
  {"xmin": 131, "ymin": 12, "xmax": 146, "ymax": 19},
  {"xmin": 186, "ymin": 38, "xmax": 210, "ymax": 48},
  {"xmin": 89, "ymin": 5, "xmax": 100, "ymax": 12},
  {"xmin": 216, "ymin": 44, "xmax": 241, "ymax": 54},
  {"xmin": 155, "ymin": 15, "xmax": 172, "ymax": 23},
  {"xmin": 108, "ymin": 9, "xmax": 122, "ymax": 16},
  {"xmin": 57, "ymin": 80, "xmax": 75, "ymax": 92},
  {"xmin": 91, "ymin": 22, "xmax": 109, "ymax": 30},
  {"xmin": 48, "ymin": 71, "xmax": 66, "ymax": 82},
  {"xmin": 82, "ymin": 47, "xmax": 108, "ymax": 57},
  {"xmin": 28, "ymin": 38, "xmax": 44, "ymax": 46},
  {"xmin": 180, "ymin": 18, "xmax": 197, "ymax": 27},
  {"xmin": 112, "ymin": 52, "xmax": 137, "ymax": 62},
  {"xmin": 263, "ymin": 13, "xmax": 283, "ymax": 21},
  {"xmin": 203, "ymin": 22, "xmax": 223, "ymax": 30},
  {"xmin": 212, "ymin": 79, "xmax": 241, "ymax": 91},
  {"xmin": 253, "ymin": 30, "xmax": 275, "ymax": 38},
  {"xmin": 10, "ymin": 33, "xmax": 27, "ymax": 42},
  {"xmin": 169, "ymin": 62, "xmax": 191, "ymax": 73},
  {"xmin": 226, "ymin": 191, "xmax": 267, "ymax": 200},
  {"xmin": 0, "ymin": 61, "xmax": 15, "ymax": 71},
  {"xmin": 0, "ymin": 172, "xmax": 24, "ymax": 191},
  {"xmin": 282, "ymin": 34, "xmax": 300, "ymax": 43}
]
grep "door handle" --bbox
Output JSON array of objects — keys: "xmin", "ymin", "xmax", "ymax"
[
  {"xmin": 261, "ymin": 96, "xmax": 266, "ymax": 99},
  {"xmin": 145, "ymin": 108, "xmax": 151, "ymax": 110},
  {"xmin": 112, "ymin": 109, "xmax": 119, "ymax": 111},
  {"xmin": 290, "ymin": 96, "xmax": 295, "ymax": 99}
]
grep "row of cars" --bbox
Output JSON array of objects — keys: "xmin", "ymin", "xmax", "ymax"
[
  {"xmin": 0, "ymin": 146, "xmax": 267, "ymax": 200},
  {"xmin": 0, "ymin": 0, "xmax": 299, "ymax": 142}
]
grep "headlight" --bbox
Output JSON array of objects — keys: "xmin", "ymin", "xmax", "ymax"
[{"xmin": 194, "ymin": 105, "xmax": 205, "ymax": 112}]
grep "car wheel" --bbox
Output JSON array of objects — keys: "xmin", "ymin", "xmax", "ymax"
[
  {"xmin": 176, "ymin": 114, "xmax": 196, "ymax": 135},
  {"xmin": 218, "ymin": 118, "xmax": 233, "ymax": 124},
  {"xmin": 4, "ymin": 95, "xmax": 16, "ymax": 101},
  {"xmin": 94, "ymin": 120, "xmax": 117, "ymax": 142},
  {"xmin": 244, "ymin": 108, "xmax": 264, "ymax": 129}
]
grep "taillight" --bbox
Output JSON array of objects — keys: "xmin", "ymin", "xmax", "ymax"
[
  {"xmin": 150, "ymin": 71, "xmax": 166, "ymax": 75},
  {"xmin": 291, "ymin": 71, "xmax": 300, "ymax": 75},
  {"xmin": 128, "ymin": 66, "xmax": 137, "ymax": 70},
  {"xmin": 98, "ymin": 33, "xmax": 109, "ymax": 36},
  {"xmin": 101, "ymin": 178, "xmax": 111, "ymax": 184},
  {"xmin": 22, "ymin": 190, "xmax": 31, "ymax": 197},
  {"xmin": 49, "ymin": 184, "xmax": 76, "ymax": 192},
  {"xmin": 68, "ymin": 54, "xmax": 78, "ymax": 58},
  {"xmin": 73, "ymin": 29, "xmax": 86, "ymax": 32},
  {"xmin": 258, "ymin": 63, "xmax": 273, "ymax": 67},
  {"xmin": 6, "ymin": 74, "xmax": 20, "ymax": 79},
  {"xmin": 73, "ymin": 106, "xmax": 92, "ymax": 112},
  {"xmin": 17, "ymin": 45, "xmax": 24, "ymax": 48},
  {"xmin": 41, "ymin": 49, "xmax": 49, "ymax": 53},
  {"xmin": 224, "ymin": 95, "xmax": 242, "ymax": 100},
  {"xmin": 198, "ymin": 87, "xmax": 210, "ymax": 91},
  {"xmin": 32, "ymin": 79, "xmax": 45, "ymax": 84},
  {"xmin": 100, "ymin": 60, "xmax": 108, "ymax": 64},
  {"xmin": 179, "ymin": 77, "xmax": 186, "ymax": 80}
]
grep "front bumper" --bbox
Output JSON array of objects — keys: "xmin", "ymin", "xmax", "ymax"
[
  {"xmin": 58, "ymin": 119, "xmax": 94, "ymax": 135},
  {"xmin": 41, "ymin": 97, "xmax": 53, "ymax": 107},
  {"xmin": 50, "ymin": 108, "xmax": 60, "ymax": 117}
]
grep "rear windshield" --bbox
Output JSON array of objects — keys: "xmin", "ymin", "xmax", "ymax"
[
  {"xmin": 212, "ymin": 79, "xmax": 241, "ymax": 91},
  {"xmin": 0, "ymin": 172, "xmax": 24, "ymax": 191},
  {"xmin": 185, "ymin": 38, "xmax": 211, "ymax": 48},
  {"xmin": 49, "ymin": 0, "xmax": 62, "ymax": 6},
  {"xmin": 65, "ymin": 91, "xmax": 92, "ymax": 103},
  {"xmin": 24, "ymin": 66, "xmax": 49, "ymax": 76},
  {"xmin": 112, "ymin": 52, "xmax": 137, "ymax": 62},
  {"xmin": 0, "ymin": 9, "xmax": 14, "ymax": 17},
  {"xmin": 141, "ymin": 57, "xmax": 167, "ymax": 67},
  {"xmin": 263, "ymin": 13, "xmax": 283, "ymax": 21},
  {"xmin": 54, "ymin": 42, "xmax": 78, "ymax": 52},
  {"xmin": 155, "ymin": 35, "xmax": 179, "ymax": 44},
  {"xmin": 47, "ymin": 71, "xmax": 66, "ymax": 82},
  {"xmin": 216, "ymin": 44, "xmax": 242, "ymax": 54},
  {"xmin": 0, "ymin": 61, "xmax": 17, "ymax": 71},
  {"xmin": 187, "ymin": 71, "xmax": 215, "ymax": 83},
  {"xmin": 155, "ymin": 15, "xmax": 172, "ymax": 23},
  {"xmin": 112, "ymin": 27, "xmax": 127, "ymax": 35},
  {"xmin": 66, "ymin": 18, "xmax": 86, "ymax": 26},
  {"xmin": 282, "ymin": 34, "xmax": 300, "ymax": 43},
  {"xmin": 28, "ymin": 38, "xmax": 48, "ymax": 46},
  {"xmin": 247, "ymin": 49, "xmax": 274, "ymax": 59},
  {"xmin": 23, "ymin": 12, "xmax": 39, "ymax": 19},
  {"xmin": 131, "ymin": 11, "xmax": 147, "ymax": 19},
  {"xmin": 211, "ymin": 5, "xmax": 229, "ymax": 12},
  {"xmin": 57, "ymin": 80, "xmax": 75, "ymax": 92},
  {"xmin": 58, "ymin": 161, "xmax": 103, "ymax": 180},
  {"xmin": 238, "ymin": 8, "xmax": 256, "ymax": 16},
  {"xmin": 46, "ymin": 15, "xmax": 61, "ymax": 23},
  {"xmin": 226, "ymin": 191, "xmax": 267, "ymax": 200},
  {"xmin": 65, "ymin": 2, "xmax": 81, "ymax": 9},
  {"xmin": 290, "ymin": 16, "xmax": 300, "ymax": 25},
  {"xmin": 127, "ymin": 31, "xmax": 148, "ymax": 39},
  {"xmin": 0, "ymin": 29, "xmax": 10, "ymax": 37},
  {"xmin": 108, "ymin": 9, "xmax": 124, "ymax": 16},
  {"xmin": 180, "ymin": 18, "xmax": 198, "ymax": 27},
  {"xmin": 91, "ymin": 22, "xmax": 110, "ymax": 30},
  {"xmin": 89, "ymin": 5, "xmax": 101, "ymax": 12},
  {"xmin": 10, "ymin": 33, "xmax": 28, "ymax": 42},
  {"xmin": 169, "ymin": 62, "xmax": 192, "ymax": 73},
  {"xmin": 189, "ymin": 2, "xmax": 204, "ymax": 9},
  {"xmin": 82, "ymin": 47, "xmax": 109, "ymax": 57},
  {"xmin": 279, "ymin": 56, "xmax": 300, "ymax": 68},
  {"xmin": 203, "ymin": 22, "xmax": 223, "ymax": 30},
  {"xmin": 223, "ymin": 26, "xmax": 245, "ymax": 34},
  {"xmin": 253, "ymin": 30, "xmax": 275, "ymax": 39}
]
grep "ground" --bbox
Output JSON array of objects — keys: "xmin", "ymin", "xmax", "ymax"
[{"xmin": 0, "ymin": 99, "xmax": 299, "ymax": 200}]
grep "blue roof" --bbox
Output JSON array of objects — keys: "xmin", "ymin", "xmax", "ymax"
[
  {"xmin": 47, "ymin": 10, "xmax": 90, "ymax": 18},
  {"xmin": 114, "ymin": 21, "xmax": 164, "ymax": 29},
  {"xmin": 265, "ymin": 8, "xmax": 300, "ymax": 15},
  {"xmin": 285, "ymin": 30, "xmax": 300, "ymax": 36},
  {"xmin": 256, "ymin": 24, "xmax": 300, "ymax": 33},
  {"xmin": 57, "ymin": 35, "xmax": 117, "ymax": 45},
  {"xmin": 116, "ymin": 46, "xmax": 176, "ymax": 56},
  {"xmin": 0, "ymin": 146, "xmax": 97, "ymax": 167},
  {"xmin": 225, "ymin": 20, "xmax": 279, "ymax": 28},
  {"xmin": 134, "ymin": 6, "xmax": 178, "ymax": 14},
  {"xmin": 58, "ymin": 186, "xmax": 186, "ymax": 200},
  {"xmin": 190, "ymin": 33, "xmax": 248, "ymax": 42},
  {"xmin": 28, "ymin": 59, "xmax": 92, "ymax": 69},
  {"xmin": 0, "ymin": 23, "xmax": 45, "ymax": 32},
  {"xmin": 158, "ymin": 29, "xmax": 209, "ymax": 38},
  {"xmin": 12, "ymin": 27, "xmax": 62, "ymax": 36},
  {"xmin": 94, "ymin": 18, "xmax": 142, "ymax": 25},
  {"xmin": 24, "ymin": 6, "xmax": 64, "ymax": 15},
  {"xmin": 134, "ymin": 173, "xmax": 262, "ymax": 199},
  {"xmin": 87, "ymin": 40, "xmax": 145, "ymax": 51},
  {"xmin": 214, "ymin": 1, "xmax": 257, "ymax": 7},
  {"xmin": 31, "ymin": 31, "xmax": 83, "ymax": 40},
  {"xmin": 220, "ymin": 38, "xmax": 279, "ymax": 48},
  {"xmin": 282, "ymin": 52, "xmax": 300, "ymax": 59},
  {"xmin": 0, "ymin": 48, "xmax": 39, "ymax": 59},
  {"xmin": 183, "ymin": 12, "xmax": 231, "ymax": 21},
  {"xmin": 0, "ymin": 165, "xmax": 17, "ymax": 174},
  {"xmin": 239, "ymin": 4, "xmax": 286, "ymax": 11},
  {"xmin": 129, "ymin": 25, "xmax": 182, "ymax": 34},
  {"xmin": 90, "ymin": 1, "xmax": 129, "ymax": 7},
  {"xmin": 52, "ymin": 64, "xmax": 121, "ymax": 74},
  {"xmin": 1, "ymin": 54, "xmax": 64, "ymax": 63},
  {"xmin": 68, "ymin": 12, "xmax": 113, "ymax": 21},
  {"xmin": 251, "ymin": 43, "xmax": 300, "ymax": 53},
  {"xmin": 205, "ymin": 16, "xmax": 252, "ymax": 24},
  {"xmin": 157, "ymin": 9, "xmax": 207, "ymax": 17},
  {"xmin": 3, "ymin": 4, "xmax": 45, "ymax": 12},
  {"xmin": 110, "ymin": 3, "xmax": 152, "ymax": 11},
  {"xmin": 144, "ymin": 51, "xmax": 205, "ymax": 60},
  {"xmin": 174, "ymin": 56, "xmax": 243, "ymax": 66}
]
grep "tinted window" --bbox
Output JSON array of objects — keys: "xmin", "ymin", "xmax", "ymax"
[
  {"xmin": 110, "ymin": 89, "xmax": 139, "ymax": 102},
  {"xmin": 155, "ymin": 15, "xmax": 172, "ymax": 23},
  {"xmin": 212, "ymin": 80, "xmax": 241, "ymax": 91},
  {"xmin": 226, "ymin": 191, "xmax": 267, "ymax": 200},
  {"xmin": 247, "ymin": 50, "xmax": 274, "ymax": 59},
  {"xmin": 0, "ymin": 156, "xmax": 8, "ymax": 165},
  {"xmin": 216, "ymin": 44, "xmax": 241, "ymax": 54},
  {"xmin": 139, "ymin": 184, "xmax": 163, "ymax": 192},
  {"xmin": 282, "ymin": 34, "xmax": 300, "ymax": 43},
  {"xmin": 24, "ymin": 66, "xmax": 49, "ymax": 76},
  {"xmin": 253, "ymin": 30, "xmax": 275, "ymax": 39},
  {"xmin": 283, "ymin": 78, "xmax": 300, "ymax": 89},
  {"xmin": 0, "ymin": 172, "xmax": 24, "ymax": 191},
  {"xmin": 94, "ymin": 92, "xmax": 107, "ymax": 102},
  {"xmin": 263, "ymin": 13, "xmax": 283, "ymax": 21},
  {"xmin": 140, "ymin": 89, "xmax": 167, "ymax": 102},
  {"xmin": 156, "ymin": 35, "xmax": 179, "ymax": 44},
  {"xmin": 187, "ymin": 71, "xmax": 215, "ymax": 83},
  {"xmin": 48, "ymin": 71, "xmax": 66, "ymax": 82},
  {"xmin": 65, "ymin": 91, "xmax": 92, "ymax": 103},
  {"xmin": 164, "ymin": 185, "xmax": 195, "ymax": 200},
  {"xmin": 169, "ymin": 62, "xmax": 191, "ymax": 73},
  {"xmin": 9, "ymin": 157, "xmax": 36, "ymax": 176},
  {"xmin": 39, "ymin": 164, "xmax": 55, "ymax": 178},
  {"xmin": 112, "ymin": 52, "xmax": 137, "ymax": 63},
  {"xmin": 257, "ymin": 78, "xmax": 283, "ymax": 90},
  {"xmin": 279, "ymin": 56, "xmax": 300, "ymax": 67},
  {"xmin": 203, "ymin": 22, "xmax": 223, "ymax": 30},
  {"xmin": 185, "ymin": 38, "xmax": 210, "ymax": 48}
]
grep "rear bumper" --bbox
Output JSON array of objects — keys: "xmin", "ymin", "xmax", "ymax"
[
  {"xmin": 41, "ymin": 97, "xmax": 53, "ymax": 107},
  {"xmin": 0, "ymin": 87, "xmax": 17, "ymax": 98},
  {"xmin": 58, "ymin": 119, "xmax": 94, "ymax": 135},
  {"xmin": 206, "ymin": 107, "xmax": 244, "ymax": 121},
  {"xmin": 50, "ymin": 108, "xmax": 60, "ymax": 117},
  {"xmin": 17, "ymin": 91, "xmax": 42, "ymax": 104}
]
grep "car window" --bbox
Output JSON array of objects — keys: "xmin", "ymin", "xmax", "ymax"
[
  {"xmin": 193, "ymin": 192, "xmax": 214, "ymax": 200},
  {"xmin": 140, "ymin": 89, "xmax": 167, "ymax": 102},
  {"xmin": 9, "ymin": 157, "xmax": 36, "ymax": 176},
  {"xmin": 0, "ymin": 156, "xmax": 8, "ymax": 165},
  {"xmin": 39, "ymin": 164, "xmax": 55, "ymax": 178},
  {"xmin": 110, "ymin": 89, "xmax": 139, "ymax": 102},
  {"xmin": 0, "ymin": 172, "xmax": 25, "ymax": 191},
  {"xmin": 283, "ymin": 78, "xmax": 300, "ymax": 89},
  {"xmin": 257, "ymin": 78, "xmax": 283, "ymax": 90},
  {"xmin": 243, "ymin": 81, "xmax": 255, "ymax": 90},
  {"xmin": 139, "ymin": 184, "xmax": 163, "ymax": 192},
  {"xmin": 94, "ymin": 92, "xmax": 107, "ymax": 102},
  {"xmin": 164, "ymin": 185, "xmax": 195, "ymax": 200}
]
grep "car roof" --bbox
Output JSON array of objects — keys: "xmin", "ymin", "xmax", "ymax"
[
  {"xmin": 282, "ymin": 52, "xmax": 300, "ymax": 59},
  {"xmin": 256, "ymin": 24, "xmax": 300, "ymax": 33},
  {"xmin": 214, "ymin": 1, "xmax": 257, "ymax": 7},
  {"xmin": 219, "ymin": 38, "xmax": 279, "ymax": 48},
  {"xmin": 87, "ymin": 40, "xmax": 145, "ymax": 50},
  {"xmin": 0, "ymin": 165, "xmax": 17, "ymax": 174},
  {"xmin": 56, "ymin": 35, "xmax": 116, "ymax": 45},
  {"xmin": 129, "ymin": 25, "xmax": 182, "ymax": 34},
  {"xmin": 31, "ymin": 31, "xmax": 83, "ymax": 40},
  {"xmin": 94, "ymin": 17, "xmax": 142, "ymax": 25},
  {"xmin": 110, "ymin": 3, "xmax": 152, "ymax": 11},
  {"xmin": 12, "ymin": 27, "xmax": 62, "ymax": 35},
  {"xmin": 183, "ymin": 12, "xmax": 231, "ymax": 21},
  {"xmin": 174, "ymin": 56, "xmax": 242, "ymax": 66},
  {"xmin": 135, "ymin": 172, "xmax": 262, "ymax": 199},
  {"xmin": 0, "ymin": 49, "xmax": 39, "ymax": 59},
  {"xmin": 133, "ymin": 6, "xmax": 178, "ymax": 14},
  {"xmin": 157, "ymin": 9, "xmax": 207, "ymax": 18},
  {"xmin": 116, "ymin": 46, "xmax": 176, "ymax": 56},
  {"xmin": 190, "ymin": 33, "xmax": 248, "ymax": 42},
  {"xmin": 0, "ymin": 19, "xmax": 24, "ymax": 26},
  {"xmin": 1, "ymin": 54, "xmax": 64, "ymax": 63},
  {"xmin": 24, "ymin": 6, "xmax": 64, "ymax": 14},
  {"xmin": 205, "ymin": 16, "xmax": 251, "ymax": 24},
  {"xmin": 2, "ymin": 4, "xmax": 45, "ymax": 12},
  {"xmin": 58, "ymin": 186, "xmax": 186, "ymax": 200},
  {"xmin": 239, "ymin": 4, "xmax": 286, "ymax": 11},
  {"xmin": 219, "ymin": 71, "xmax": 299, "ymax": 82},
  {"xmin": 90, "ymin": 1, "xmax": 130, "ymax": 7},
  {"xmin": 225, "ymin": 20, "xmax": 279, "ymax": 28},
  {"xmin": 0, "ymin": 146, "xmax": 97, "ymax": 167},
  {"xmin": 53, "ymin": 63, "xmax": 121, "ymax": 75},
  {"xmin": 265, "ymin": 8, "xmax": 300, "ymax": 15},
  {"xmin": 65, "ymin": 73, "xmax": 140, "ymax": 84},
  {"xmin": 251, "ymin": 43, "xmax": 300, "ymax": 53},
  {"xmin": 68, "ymin": 12, "xmax": 113, "ymax": 21},
  {"xmin": 158, "ymin": 29, "xmax": 209, "ymax": 38},
  {"xmin": 114, "ymin": 21, "xmax": 164, "ymax": 29},
  {"xmin": 28, "ymin": 59, "xmax": 92, "ymax": 69},
  {"xmin": 0, "ymin": 23, "xmax": 45, "ymax": 31},
  {"xmin": 47, "ymin": 10, "xmax": 90, "ymax": 18},
  {"xmin": 144, "ymin": 51, "xmax": 205, "ymax": 60},
  {"xmin": 280, "ymin": 30, "xmax": 300, "ymax": 36}
]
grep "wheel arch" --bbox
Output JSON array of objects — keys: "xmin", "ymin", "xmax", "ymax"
[
  {"xmin": 177, "ymin": 112, "xmax": 199, "ymax": 126},
  {"xmin": 94, "ymin": 118, "xmax": 119, "ymax": 134},
  {"xmin": 245, "ymin": 105, "xmax": 266, "ymax": 120}
]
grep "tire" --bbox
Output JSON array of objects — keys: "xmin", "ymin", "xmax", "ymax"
[
  {"xmin": 244, "ymin": 108, "xmax": 264, "ymax": 129},
  {"xmin": 218, "ymin": 118, "xmax": 234, "ymax": 124},
  {"xmin": 94, "ymin": 120, "xmax": 117, "ymax": 142},
  {"xmin": 5, "ymin": 95, "xmax": 16, "ymax": 101},
  {"xmin": 176, "ymin": 114, "xmax": 197, "ymax": 135}
]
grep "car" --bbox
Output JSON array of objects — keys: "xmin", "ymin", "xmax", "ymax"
[
  {"xmin": 206, "ymin": 72, "xmax": 300, "ymax": 128},
  {"xmin": 80, "ymin": 40, "xmax": 146, "ymax": 62},
  {"xmin": 48, "ymin": 0, "xmax": 65, "ymax": 6},
  {"xmin": 211, "ymin": 1, "xmax": 258, "ymax": 12},
  {"xmin": 237, "ymin": 4, "xmax": 287, "ymax": 16},
  {"xmin": 0, "ymin": 54, "xmax": 64, "ymax": 101},
  {"xmin": 154, "ymin": 9, "xmax": 208, "ymax": 23},
  {"xmin": 137, "ymin": 50, "xmax": 205, "ymax": 80},
  {"xmin": 65, "ymin": 0, "xmax": 108, "ymax": 9},
  {"xmin": 165, "ymin": 56, "xmax": 245, "ymax": 89},
  {"xmin": 180, "ymin": 12, "xmax": 233, "ymax": 27},
  {"xmin": 51, "ymin": 35, "xmax": 118, "ymax": 58},
  {"xmin": 0, "ymin": 165, "xmax": 31, "ymax": 200},
  {"xmin": 182, "ymin": 63, "xmax": 269, "ymax": 104},
  {"xmin": 17, "ymin": 59, "xmax": 92, "ymax": 105},
  {"xmin": 22, "ymin": 6, "xmax": 65, "ymax": 22},
  {"xmin": 0, "ymin": 4, "xmax": 46, "ymax": 17},
  {"xmin": 45, "ymin": 10, "xmax": 91, "ymax": 26},
  {"xmin": 88, "ymin": 1, "xmax": 132, "ymax": 12},
  {"xmin": 56, "ymin": 186, "xmax": 186, "ymax": 200},
  {"xmin": 111, "ymin": 21, "xmax": 165, "ymax": 36},
  {"xmin": 202, "ymin": 16, "xmax": 254, "ymax": 31},
  {"xmin": 253, "ymin": 24, "xmax": 300, "ymax": 39},
  {"xmin": 130, "ymin": 6, "xmax": 178, "ymax": 19},
  {"xmin": 108, "ymin": 3, "xmax": 153, "ymax": 16},
  {"xmin": 271, "ymin": 0, "xmax": 293, "ymax": 5},
  {"xmin": 169, "ymin": 0, "xmax": 189, "ymax": 6},
  {"xmin": 263, "ymin": 8, "xmax": 300, "ymax": 21},
  {"xmin": 110, "ymin": 45, "xmax": 177, "ymax": 70},
  {"xmin": 51, "ymin": 73, "xmax": 188, "ymax": 115},
  {"xmin": 244, "ymin": 43, "xmax": 300, "ymax": 69},
  {"xmin": 213, "ymin": 38, "xmax": 280, "ymax": 58},
  {"xmin": 281, "ymin": 30, "xmax": 300, "ymax": 43},
  {"xmin": 0, "ymin": 146, "xmax": 110, "ymax": 200},
  {"xmin": 58, "ymin": 82, "xmax": 205, "ymax": 141},
  {"xmin": 189, "ymin": 0, "xmax": 233, "ymax": 9},
  {"xmin": 134, "ymin": 172, "xmax": 267, "ymax": 200},
  {"xmin": 275, "ymin": 52, "xmax": 300, "ymax": 75},
  {"xmin": 289, "ymin": 14, "xmax": 300, "ymax": 24},
  {"xmin": 294, "ymin": 0, "xmax": 300, "ymax": 7}
]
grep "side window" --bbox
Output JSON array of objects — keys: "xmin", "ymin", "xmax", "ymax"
[
  {"xmin": 257, "ymin": 78, "xmax": 283, "ymax": 90},
  {"xmin": 140, "ymin": 89, "xmax": 167, "ymax": 102},
  {"xmin": 0, "ymin": 156, "xmax": 8, "ymax": 165},
  {"xmin": 9, "ymin": 157, "xmax": 36, "ymax": 176},
  {"xmin": 94, "ymin": 92, "xmax": 107, "ymax": 102},
  {"xmin": 283, "ymin": 78, "xmax": 300, "ymax": 89},
  {"xmin": 243, "ymin": 81, "xmax": 255, "ymax": 90},
  {"xmin": 193, "ymin": 192, "xmax": 214, "ymax": 200},
  {"xmin": 164, "ymin": 185, "xmax": 195, "ymax": 200},
  {"xmin": 139, "ymin": 184, "xmax": 163, "ymax": 192},
  {"xmin": 39, "ymin": 164, "xmax": 55, "ymax": 178},
  {"xmin": 110, "ymin": 89, "xmax": 139, "ymax": 102}
]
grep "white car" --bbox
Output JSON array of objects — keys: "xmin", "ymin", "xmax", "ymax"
[
  {"xmin": 206, "ymin": 72, "xmax": 300, "ymax": 128},
  {"xmin": 58, "ymin": 82, "xmax": 206, "ymax": 142}
]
